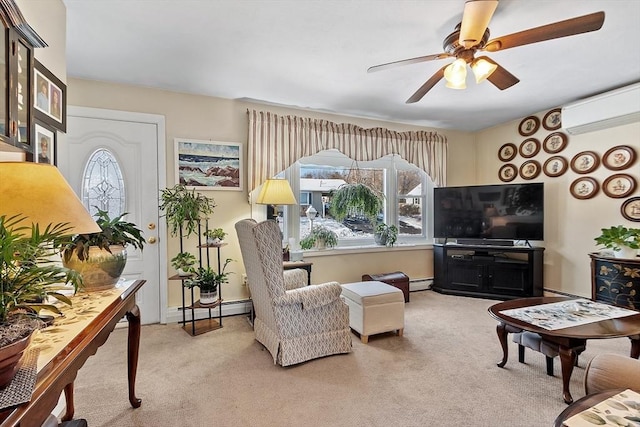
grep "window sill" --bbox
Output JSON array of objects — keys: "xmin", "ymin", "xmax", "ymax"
[{"xmin": 301, "ymin": 242, "xmax": 434, "ymax": 258}]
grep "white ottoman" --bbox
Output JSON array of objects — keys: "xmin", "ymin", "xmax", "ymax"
[{"xmin": 341, "ymin": 281, "xmax": 405, "ymax": 343}]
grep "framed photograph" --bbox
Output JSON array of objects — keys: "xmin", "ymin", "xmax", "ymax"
[
  {"xmin": 542, "ymin": 108, "xmax": 562, "ymax": 131},
  {"xmin": 543, "ymin": 156, "xmax": 568, "ymax": 177},
  {"xmin": 498, "ymin": 143, "xmax": 517, "ymax": 162},
  {"xmin": 621, "ymin": 197, "xmax": 640, "ymax": 222},
  {"xmin": 519, "ymin": 160, "xmax": 541, "ymax": 180},
  {"xmin": 570, "ymin": 151, "xmax": 600, "ymax": 174},
  {"xmin": 175, "ymin": 138, "xmax": 242, "ymax": 190},
  {"xmin": 34, "ymin": 121, "xmax": 56, "ymax": 165},
  {"xmin": 498, "ymin": 164, "xmax": 517, "ymax": 182},
  {"xmin": 570, "ymin": 177, "xmax": 599, "ymax": 200},
  {"xmin": 33, "ymin": 60, "xmax": 67, "ymax": 132},
  {"xmin": 518, "ymin": 116, "xmax": 540, "ymax": 137},
  {"xmin": 602, "ymin": 145, "xmax": 636, "ymax": 171},
  {"xmin": 602, "ymin": 174, "xmax": 636, "ymax": 198},
  {"xmin": 543, "ymin": 132, "xmax": 568, "ymax": 154},
  {"xmin": 519, "ymin": 138, "xmax": 540, "ymax": 158}
]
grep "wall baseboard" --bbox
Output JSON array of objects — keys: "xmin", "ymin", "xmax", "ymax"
[
  {"xmin": 410, "ymin": 277, "xmax": 433, "ymax": 292},
  {"xmin": 165, "ymin": 300, "xmax": 252, "ymax": 324}
]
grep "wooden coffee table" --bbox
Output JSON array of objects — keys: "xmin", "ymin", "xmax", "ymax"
[{"xmin": 488, "ymin": 297, "xmax": 640, "ymax": 404}]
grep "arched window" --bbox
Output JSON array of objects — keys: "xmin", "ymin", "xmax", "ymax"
[{"xmin": 82, "ymin": 148, "xmax": 125, "ymax": 218}]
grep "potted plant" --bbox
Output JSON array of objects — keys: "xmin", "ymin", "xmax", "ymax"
[
  {"xmin": 0, "ymin": 215, "xmax": 82, "ymax": 387},
  {"xmin": 61, "ymin": 209, "xmax": 145, "ymax": 291},
  {"xmin": 203, "ymin": 227, "xmax": 227, "ymax": 244},
  {"xmin": 300, "ymin": 225, "xmax": 339, "ymax": 250},
  {"xmin": 159, "ymin": 184, "xmax": 216, "ymax": 237},
  {"xmin": 374, "ymin": 223, "xmax": 398, "ymax": 247},
  {"xmin": 594, "ymin": 225, "xmax": 640, "ymax": 259},
  {"xmin": 329, "ymin": 182, "xmax": 383, "ymax": 224},
  {"xmin": 185, "ymin": 258, "xmax": 234, "ymax": 305},
  {"xmin": 171, "ymin": 252, "xmax": 197, "ymax": 276}
]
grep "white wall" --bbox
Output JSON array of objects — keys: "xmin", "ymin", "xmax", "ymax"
[{"xmin": 476, "ymin": 115, "xmax": 640, "ymax": 297}]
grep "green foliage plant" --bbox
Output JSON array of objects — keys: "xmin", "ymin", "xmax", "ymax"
[
  {"xmin": 375, "ymin": 223, "xmax": 398, "ymax": 247},
  {"xmin": 300, "ymin": 226, "xmax": 339, "ymax": 250},
  {"xmin": 594, "ymin": 226, "xmax": 640, "ymax": 251},
  {"xmin": 329, "ymin": 183, "xmax": 383, "ymax": 223},
  {"xmin": 185, "ymin": 258, "xmax": 235, "ymax": 292},
  {"xmin": 159, "ymin": 184, "xmax": 216, "ymax": 237},
  {"xmin": 61, "ymin": 209, "xmax": 145, "ymax": 262},
  {"xmin": 0, "ymin": 215, "xmax": 81, "ymax": 329},
  {"xmin": 204, "ymin": 227, "xmax": 227, "ymax": 241},
  {"xmin": 171, "ymin": 252, "xmax": 197, "ymax": 273}
]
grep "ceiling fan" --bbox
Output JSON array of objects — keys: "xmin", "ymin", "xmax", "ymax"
[{"xmin": 368, "ymin": 1, "xmax": 605, "ymax": 103}]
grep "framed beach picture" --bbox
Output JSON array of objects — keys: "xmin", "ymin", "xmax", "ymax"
[
  {"xmin": 33, "ymin": 60, "xmax": 67, "ymax": 132},
  {"xmin": 33, "ymin": 121, "xmax": 56, "ymax": 165},
  {"xmin": 175, "ymin": 138, "xmax": 242, "ymax": 190}
]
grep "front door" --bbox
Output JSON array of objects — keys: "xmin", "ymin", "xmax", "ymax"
[{"xmin": 57, "ymin": 106, "xmax": 167, "ymax": 324}]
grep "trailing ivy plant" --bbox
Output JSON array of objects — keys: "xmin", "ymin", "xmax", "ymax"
[
  {"xmin": 329, "ymin": 182, "xmax": 383, "ymax": 224},
  {"xmin": 159, "ymin": 184, "xmax": 216, "ymax": 237}
]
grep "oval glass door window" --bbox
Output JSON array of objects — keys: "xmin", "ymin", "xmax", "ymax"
[{"xmin": 82, "ymin": 148, "xmax": 125, "ymax": 218}]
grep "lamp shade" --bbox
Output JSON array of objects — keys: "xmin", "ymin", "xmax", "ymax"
[
  {"xmin": 256, "ymin": 179, "xmax": 297, "ymax": 205},
  {"xmin": 444, "ymin": 58, "xmax": 467, "ymax": 89},
  {"xmin": 471, "ymin": 56, "xmax": 498, "ymax": 84},
  {"xmin": 0, "ymin": 162, "xmax": 101, "ymax": 235}
]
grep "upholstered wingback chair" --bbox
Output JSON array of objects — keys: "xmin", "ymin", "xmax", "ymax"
[
  {"xmin": 235, "ymin": 219, "xmax": 352, "ymax": 366},
  {"xmin": 584, "ymin": 353, "xmax": 640, "ymax": 394}
]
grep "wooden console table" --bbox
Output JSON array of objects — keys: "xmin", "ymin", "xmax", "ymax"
[{"xmin": 0, "ymin": 279, "xmax": 146, "ymax": 427}]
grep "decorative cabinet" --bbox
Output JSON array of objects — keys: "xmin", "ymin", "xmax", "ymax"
[
  {"xmin": 433, "ymin": 244, "xmax": 544, "ymax": 299},
  {"xmin": 590, "ymin": 253, "xmax": 640, "ymax": 309},
  {"xmin": 169, "ymin": 220, "xmax": 225, "ymax": 336},
  {"xmin": 0, "ymin": 0, "xmax": 47, "ymax": 151}
]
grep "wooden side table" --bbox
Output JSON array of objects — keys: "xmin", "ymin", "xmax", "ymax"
[
  {"xmin": 283, "ymin": 261, "xmax": 313, "ymax": 285},
  {"xmin": 553, "ymin": 389, "xmax": 624, "ymax": 426}
]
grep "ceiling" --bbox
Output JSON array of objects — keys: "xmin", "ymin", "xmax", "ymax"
[{"xmin": 63, "ymin": 0, "xmax": 640, "ymax": 132}]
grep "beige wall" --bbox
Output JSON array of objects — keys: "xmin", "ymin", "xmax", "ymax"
[
  {"xmin": 67, "ymin": 78, "xmax": 474, "ymax": 307},
  {"xmin": 476, "ymin": 117, "xmax": 640, "ymax": 297}
]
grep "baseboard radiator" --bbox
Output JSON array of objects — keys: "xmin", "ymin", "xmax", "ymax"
[{"xmin": 410, "ymin": 277, "xmax": 433, "ymax": 292}]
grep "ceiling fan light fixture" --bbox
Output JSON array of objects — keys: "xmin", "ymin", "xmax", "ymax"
[
  {"xmin": 444, "ymin": 58, "xmax": 467, "ymax": 89},
  {"xmin": 471, "ymin": 56, "xmax": 498, "ymax": 83}
]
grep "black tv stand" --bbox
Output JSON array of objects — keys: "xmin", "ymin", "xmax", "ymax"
[{"xmin": 433, "ymin": 243, "xmax": 544, "ymax": 300}]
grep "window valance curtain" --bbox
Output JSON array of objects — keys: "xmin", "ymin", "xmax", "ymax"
[{"xmin": 247, "ymin": 109, "xmax": 447, "ymax": 193}]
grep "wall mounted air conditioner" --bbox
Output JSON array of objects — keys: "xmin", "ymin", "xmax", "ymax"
[{"xmin": 561, "ymin": 82, "xmax": 640, "ymax": 135}]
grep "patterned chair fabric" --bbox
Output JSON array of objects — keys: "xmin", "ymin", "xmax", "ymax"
[{"xmin": 235, "ymin": 219, "xmax": 352, "ymax": 366}]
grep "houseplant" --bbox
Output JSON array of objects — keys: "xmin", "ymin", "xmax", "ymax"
[
  {"xmin": 185, "ymin": 258, "xmax": 234, "ymax": 304},
  {"xmin": 594, "ymin": 225, "xmax": 640, "ymax": 259},
  {"xmin": 159, "ymin": 184, "xmax": 215, "ymax": 237},
  {"xmin": 300, "ymin": 225, "xmax": 338, "ymax": 250},
  {"xmin": 329, "ymin": 182, "xmax": 383, "ymax": 224},
  {"xmin": 374, "ymin": 223, "xmax": 398, "ymax": 247},
  {"xmin": 204, "ymin": 227, "xmax": 227, "ymax": 244},
  {"xmin": 171, "ymin": 251, "xmax": 197, "ymax": 276},
  {"xmin": 61, "ymin": 209, "xmax": 145, "ymax": 290},
  {"xmin": 0, "ymin": 215, "xmax": 82, "ymax": 387}
]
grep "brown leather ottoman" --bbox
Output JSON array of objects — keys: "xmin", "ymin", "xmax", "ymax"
[{"xmin": 362, "ymin": 271, "xmax": 410, "ymax": 302}]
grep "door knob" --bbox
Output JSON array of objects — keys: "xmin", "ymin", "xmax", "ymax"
[
  {"xmin": 148, "ymin": 223, "xmax": 156, "ymax": 230},
  {"xmin": 148, "ymin": 237, "xmax": 157, "ymax": 244}
]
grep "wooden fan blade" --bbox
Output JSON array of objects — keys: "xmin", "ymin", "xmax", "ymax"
[
  {"xmin": 486, "ymin": 62, "xmax": 520, "ymax": 90},
  {"xmin": 406, "ymin": 66, "xmax": 447, "ymax": 104},
  {"xmin": 459, "ymin": 0, "xmax": 499, "ymax": 48},
  {"xmin": 368, "ymin": 53, "xmax": 451, "ymax": 73},
  {"xmin": 484, "ymin": 11, "xmax": 605, "ymax": 52}
]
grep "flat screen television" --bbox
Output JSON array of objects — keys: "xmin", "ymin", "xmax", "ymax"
[{"xmin": 433, "ymin": 182, "xmax": 544, "ymax": 243}]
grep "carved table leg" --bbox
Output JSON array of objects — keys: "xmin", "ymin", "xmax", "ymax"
[
  {"xmin": 61, "ymin": 382, "xmax": 75, "ymax": 422},
  {"xmin": 126, "ymin": 304, "xmax": 142, "ymax": 408},
  {"xmin": 630, "ymin": 336, "xmax": 640, "ymax": 359},
  {"xmin": 496, "ymin": 322, "xmax": 509, "ymax": 367},
  {"xmin": 559, "ymin": 346, "xmax": 576, "ymax": 404}
]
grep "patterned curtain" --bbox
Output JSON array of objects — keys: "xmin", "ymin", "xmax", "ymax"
[{"xmin": 247, "ymin": 109, "xmax": 448, "ymax": 193}]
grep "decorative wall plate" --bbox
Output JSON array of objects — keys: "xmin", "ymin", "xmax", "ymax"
[
  {"xmin": 518, "ymin": 116, "xmax": 540, "ymax": 136},
  {"xmin": 543, "ymin": 156, "xmax": 568, "ymax": 177},
  {"xmin": 602, "ymin": 173, "xmax": 636, "ymax": 198},
  {"xmin": 498, "ymin": 143, "xmax": 517, "ymax": 162},
  {"xmin": 498, "ymin": 164, "xmax": 517, "ymax": 182},
  {"xmin": 543, "ymin": 132, "xmax": 568, "ymax": 154},
  {"xmin": 621, "ymin": 197, "xmax": 640, "ymax": 222},
  {"xmin": 519, "ymin": 138, "xmax": 540, "ymax": 158},
  {"xmin": 519, "ymin": 160, "xmax": 541, "ymax": 180},
  {"xmin": 570, "ymin": 151, "xmax": 600, "ymax": 174},
  {"xmin": 542, "ymin": 108, "xmax": 562, "ymax": 131},
  {"xmin": 602, "ymin": 145, "xmax": 636, "ymax": 170},
  {"xmin": 570, "ymin": 177, "xmax": 599, "ymax": 200}
]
